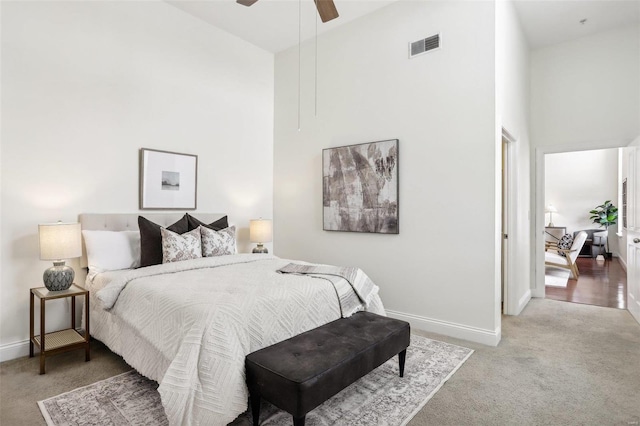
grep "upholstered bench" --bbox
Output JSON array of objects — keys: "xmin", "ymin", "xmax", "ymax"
[{"xmin": 245, "ymin": 312, "xmax": 410, "ymax": 426}]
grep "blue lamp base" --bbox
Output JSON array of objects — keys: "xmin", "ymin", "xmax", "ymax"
[{"xmin": 43, "ymin": 261, "xmax": 74, "ymax": 291}]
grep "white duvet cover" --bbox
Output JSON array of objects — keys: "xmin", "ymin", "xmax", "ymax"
[{"xmin": 85, "ymin": 254, "xmax": 385, "ymax": 426}]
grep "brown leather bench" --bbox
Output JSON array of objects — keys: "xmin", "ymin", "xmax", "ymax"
[{"xmin": 245, "ymin": 312, "xmax": 410, "ymax": 426}]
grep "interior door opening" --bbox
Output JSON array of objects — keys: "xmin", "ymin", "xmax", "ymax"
[{"xmin": 540, "ymin": 147, "xmax": 629, "ymax": 311}]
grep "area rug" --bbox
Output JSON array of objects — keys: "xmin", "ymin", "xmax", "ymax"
[
  {"xmin": 545, "ymin": 267, "xmax": 571, "ymax": 287},
  {"xmin": 38, "ymin": 335, "xmax": 473, "ymax": 426}
]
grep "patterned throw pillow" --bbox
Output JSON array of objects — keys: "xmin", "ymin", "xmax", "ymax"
[
  {"xmin": 201, "ymin": 225, "xmax": 236, "ymax": 257},
  {"xmin": 557, "ymin": 234, "xmax": 574, "ymax": 257},
  {"xmin": 161, "ymin": 227, "xmax": 202, "ymax": 263}
]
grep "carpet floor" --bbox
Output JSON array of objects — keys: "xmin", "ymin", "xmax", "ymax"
[
  {"xmin": 37, "ymin": 335, "xmax": 472, "ymax": 426},
  {"xmin": 1, "ymin": 298, "xmax": 639, "ymax": 425}
]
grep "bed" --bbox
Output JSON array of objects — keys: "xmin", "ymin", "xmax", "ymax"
[{"xmin": 79, "ymin": 213, "xmax": 385, "ymax": 426}]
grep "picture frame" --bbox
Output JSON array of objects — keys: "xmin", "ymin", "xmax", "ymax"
[
  {"xmin": 139, "ymin": 148, "xmax": 198, "ymax": 210},
  {"xmin": 323, "ymin": 139, "xmax": 399, "ymax": 234}
]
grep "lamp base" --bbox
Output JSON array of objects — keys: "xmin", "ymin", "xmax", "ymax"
[
  {"xmin": 252, "ymin": 243, "xmax": 269, "ymax": 254},
  {"xmin": 43, "ymin": 261, "xmax": 74, "ymax": 291},
  {"xmin": 547, "ymin": 222, "xmax": 554, "ymax": 227}
]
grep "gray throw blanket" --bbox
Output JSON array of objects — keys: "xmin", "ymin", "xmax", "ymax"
[{"xmin": 276, "ymin": 263, "xmax": 379, "ymax": 317}]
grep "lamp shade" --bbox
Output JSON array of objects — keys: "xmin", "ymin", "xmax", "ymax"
[
  {"xmin": 250, "ymin": 219, "xmax": 273, "ymax": 243},
  {"xmin": 39, "ymin": 222, "xmax": 82, "ymax": 260},
  {"xmin": 545, "ymin": 204, "xmax": 558, "ymax": 213}
]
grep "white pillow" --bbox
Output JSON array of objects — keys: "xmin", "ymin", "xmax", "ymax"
[
  {"xmin": 161, "ymin": 227, "xmax": 202, "ymax": 263},
  {"xmin": 82, "ymin": 230, "xmax": 141, "ymax": 272},
  {"xmin": 201, "ymin": 225, "xmax": 236, "ymax": 257}
]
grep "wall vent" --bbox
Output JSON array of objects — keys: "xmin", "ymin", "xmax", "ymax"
[{"xmin": 409, "ymin": 33, "xmax": 441, "ymax": 58}]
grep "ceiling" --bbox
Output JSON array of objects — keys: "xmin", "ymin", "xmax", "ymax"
[
  {"xmin": 512, "ymin": 0, "xmax": 640, "ymax": 49},
  {"xmin": 167, "ymin": 0, "xmax": 640, "ymax": 53},
  {"xmin": 168, "ymin": 0, "xmax": 397, "ymax": 53}
]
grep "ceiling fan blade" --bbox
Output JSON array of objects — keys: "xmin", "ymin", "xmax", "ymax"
[
  {"xmin": 237, "ymin": 0, "xmax": 259, "ymax": 6},
  {"xmin": 314, "ymin": 0, "xmax": 339, "ymax": 23}
]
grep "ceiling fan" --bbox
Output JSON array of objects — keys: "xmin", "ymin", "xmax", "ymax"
[{"xmin": 236, "ymin": 0, "xmax": 339, "ymax": 23}]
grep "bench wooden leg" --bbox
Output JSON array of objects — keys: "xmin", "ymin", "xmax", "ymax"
[
  {"xmin": 293, "ymin": 415, "xmax": 305, "ymax": 426},
  {"xmin": 249, "ymin": 389, "xmax": 260, "ymax": 426},
  {"xmin": 398, "ymin": 349, "xmax": 406, "ymax": 378}
]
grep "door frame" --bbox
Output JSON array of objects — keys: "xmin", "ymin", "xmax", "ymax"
[
  {"xmin": 502, "ymin": 127, "xmax": 518, "ymax": 315},
  {"xmin": 532, "ymin": 139, "xmax": 633, "ymax": 298},
  {"xmin": 623, "ymin": 143, "xmax": 640, "ymax": 324}
]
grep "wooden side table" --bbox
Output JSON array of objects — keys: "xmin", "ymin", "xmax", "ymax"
[{"xmin": 30, "ymin": 284, "xmax": 90, "ymax": 374}]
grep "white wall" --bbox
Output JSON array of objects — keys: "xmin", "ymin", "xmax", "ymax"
[
  {"xmin": 531, "ymin": 25, "xmax": 640, "ymax": 149},
  {"xmin": 496, "ymin": 1, "xmax": 531, "ymax": 315},
  {"xmin": 274, "ymin": 1, "xmax": 500, "ymax": 345},
  {"xmin": 0, "ymin": 1, "xmax": 274, "ymax": 360},
  {"xmin": 545, "ymin": 149, "xmax": 619, "ymax": 254},
  {"xmin": 530, "ymin": 24, "xmax": 640, "ymax": 296}
]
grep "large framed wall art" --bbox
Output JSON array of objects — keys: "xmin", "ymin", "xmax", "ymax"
[
  {"xmin": 139, "ymin": 148, "xmax": 198, "ymax": 210},
  {"xmin": 322, "ymin": 139, "xmax": 399, "ymax": 234}
]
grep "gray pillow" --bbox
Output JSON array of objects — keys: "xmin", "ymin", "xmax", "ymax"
[
  {"xmin": 138, "ymin": 215, "xmax": 189, "ymax": 267},
  {"xmin": 186, "ymin": 213, "xmax": 228, "ymax": 231}
]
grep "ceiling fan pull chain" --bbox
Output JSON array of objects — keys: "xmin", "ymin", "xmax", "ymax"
[
  {"xmin": 315, "ymin": 10, "xmax": 318, "ymax": 117},
  {"xmin": 297, "ymin": 0, "xmax": 302, "ymax": 132}
]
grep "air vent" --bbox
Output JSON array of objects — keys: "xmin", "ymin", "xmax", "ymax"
[{"xmin": 409, "ymin": 33, "xmax": 441, "ymax": 58}]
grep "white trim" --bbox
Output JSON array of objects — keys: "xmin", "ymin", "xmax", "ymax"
[
  {"xmin": 531, "ymin": 286, "xmax": 545, "ymax": 298},
  {"xmin": 534, "ymin": 148, "xmax": 547, "ymax": 299},
  {"xmin": 515, "ymin": 289, "xmax": 532, "ymax": 315},
  {"xmin": 0, "ymin": 339, "xmax": 30, "ymax": 362},
  {"xmin": 502, "ymin": 127, "xmax": 518, "ymax": 144},
  {"xmin": 386, "ymin": 309, "xmax": 501, "ymax": 347},
  {"xmin": 502, "ymin": 128, "xmax": 520, "ymax": 315},
  {"xmin": 619, "ymin": 252, "xmax": 628, "ymax": 272}
]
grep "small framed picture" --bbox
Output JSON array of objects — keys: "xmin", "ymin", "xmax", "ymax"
[{"xmin": 139, "ymin": 148, "xmax": 197, "ymax": 210}]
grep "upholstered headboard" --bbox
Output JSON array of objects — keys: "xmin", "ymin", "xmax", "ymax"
[{"xmin": 78, "ymin": 213, "xmax": 226, "ymax": 268}]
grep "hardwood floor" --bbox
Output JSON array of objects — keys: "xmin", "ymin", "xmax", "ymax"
[{"xmin": 545, "ymin": 257, "xmax": 627, "ymax": 309}]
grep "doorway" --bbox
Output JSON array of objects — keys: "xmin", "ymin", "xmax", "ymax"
[{"xmin": 536, "ymin": 146, "xmax": 628, "ymax": 310}]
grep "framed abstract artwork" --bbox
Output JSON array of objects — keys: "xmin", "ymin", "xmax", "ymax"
[
  {"xmin": 323, "ymin": 139, "xmax": 399, "ymax": 234},
  {"xmin": 139, "ymin": 148, "xmax": 198, "ymax": 210}
]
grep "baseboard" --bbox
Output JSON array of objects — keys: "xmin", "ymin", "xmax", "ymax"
[
  {"xmin": 0, "ymin": 339, "xmax": 30, "ymax": 363},
  {"xmin": 531, "ymin": 286, "xmax": 545, "ymax": 298},
  {"xmin": 386, "ymin": 309, "xmax": 501, "ymax": 347},
  {"xmin": 619, "ymin": 256, "xmax": 627, "ymax": 272},
  {"xmin": 514, "ymin": 289, "xmax": 532, "ymax": 315}
]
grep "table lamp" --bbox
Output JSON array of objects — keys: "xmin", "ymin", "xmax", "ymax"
[
  {"xmin": 38, "ymin": 222, "xmax": 82, "ymax": 291},
  {"xmin": 545, "ymin": 204, "xmax": 557, "ymax": 227},
  {"xmin": 250, "ymin": 219, "xmax": 272, "ymax": 254}
]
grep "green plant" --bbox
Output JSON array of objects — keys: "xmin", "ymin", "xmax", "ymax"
[{"xmin": 589, "ymin": 200, "xmax": 618, "ymax": 254}]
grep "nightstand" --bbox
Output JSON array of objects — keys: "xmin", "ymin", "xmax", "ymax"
[{"xmin": 29, "ymin": 284, "xmax": 90, "ymax": 374}]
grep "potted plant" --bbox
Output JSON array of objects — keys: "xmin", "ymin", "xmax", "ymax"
[{"xmin": 589, "ymin": 200, "xmax": 618, "ymax": 259}]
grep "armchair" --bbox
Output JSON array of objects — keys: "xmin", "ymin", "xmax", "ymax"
[
  {"xmin": 573, "ymin": 229, "xmax": 608, "ymax": 257},
  {"xmin": 545, "ymin": 231, "xmax": 588, "ymax": 279}
]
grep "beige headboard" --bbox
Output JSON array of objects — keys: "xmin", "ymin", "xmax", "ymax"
[{"xmin": 79, "ymin": 213, "xmax": 226, "ymax": 268}]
